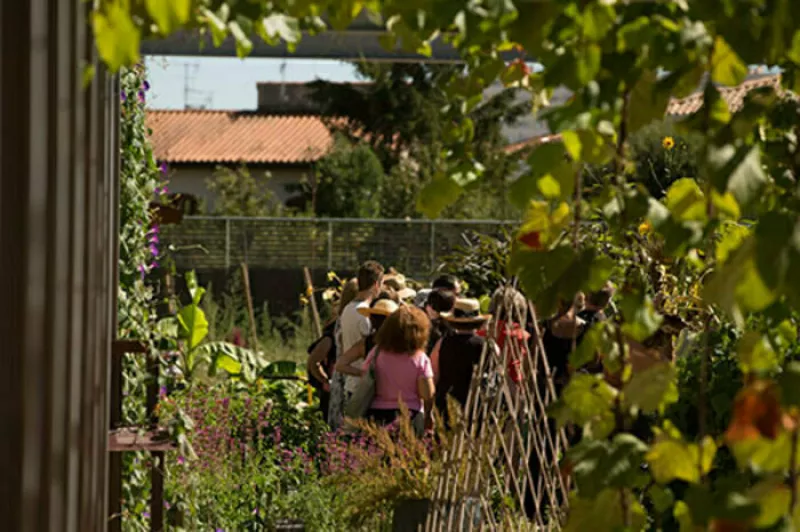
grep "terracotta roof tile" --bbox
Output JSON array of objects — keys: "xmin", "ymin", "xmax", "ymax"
[
  {"xmin": 504, "ymin": 134, "xmax": 562, "ymax": 154},
  {"xmin": 145, "ymin": 110, "xmax": 333, "ymax": 164},
  {"xmin": 667, "ymin": 74, "xmax": 784, "ymax": 116}
]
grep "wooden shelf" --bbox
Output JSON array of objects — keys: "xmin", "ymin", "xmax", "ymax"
[{"xmin": 108, "ymin": 428, "xmax": 176, "ymax": 452}]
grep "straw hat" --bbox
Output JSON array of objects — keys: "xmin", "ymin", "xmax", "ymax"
[
  {"xmin": 358, "ymin": 299, "xmax": 400, "ymax": 317},
  {"xmin": 443, "ymin": 298, "xmax": 491, "ymax": 325},
  {"xmin": 383, "ymin": 273, "xmax": 417, "ymax": 301}
]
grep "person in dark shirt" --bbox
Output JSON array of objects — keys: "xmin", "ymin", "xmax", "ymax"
[
  {"xmin": 432, "ymin": 274, "xmax": 461, "ymax": 296},
  {"xmin": 424, "ymin": 289, "xmax": 456, "ymax": 354},
  {"xmin": 430, "ymin": 298, "xmax": 490, "ymax": 426}
]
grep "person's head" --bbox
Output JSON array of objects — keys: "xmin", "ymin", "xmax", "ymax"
[
  {"xmin": 359, "ymin": 298, "xmax": 401, "ymax": 334},
  {"xmin": 489, "ymin": 286, "xmax": 528, "ymax": 324},
  {"xmin": 586, "ymin": 282, "xmax": 615, "ymax": 310},
  {"xmin": 357, "ymin": 260, "xmax": 385, "ymax": 298},
  {"xmin": 375, "ymin": 306, "xmax": 431, "ymax": 354},
  {"xmin": 338, "ymin": 278, "xmax": 359, "ymax": 314},
  {"xmin": 432, "ymin": 274, "xmax": 461, "ymax": 295},
  {"xmin": 426, "ymin": 289, "xmax": 456, "ymax": 319},
  {"xmin": 445, "ymin": 298, "xmax": 490, "ymax": 332},
  {"xmin": 376, "ymin": 287, "xmax": 400, "ymax": 303}
]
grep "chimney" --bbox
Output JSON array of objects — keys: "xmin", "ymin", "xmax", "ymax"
[{"xmin": 257, "ymin": 82, "xmax": 319, "ymax": 114}]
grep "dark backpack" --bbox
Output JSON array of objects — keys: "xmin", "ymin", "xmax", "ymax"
[{"xmin": 307, "ymin": 323, "xmax": 336, "ymax": 389}]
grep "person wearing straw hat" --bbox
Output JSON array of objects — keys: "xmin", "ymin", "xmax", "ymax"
[
  {"xmin": 382, "ymin": 271, "xmax": 417, "ymax": 302},
  {"xmin": 429, "ymin": 298, "xmax": 490, "ymax": 426},
  {"xmin": 358, "ymin": 298, "xmax": 400, "ymax": 355}
]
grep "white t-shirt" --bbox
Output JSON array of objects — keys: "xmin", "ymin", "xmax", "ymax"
[{"xmin": 336, "ymin": 299, "xmax": 372, "ymax": 395}]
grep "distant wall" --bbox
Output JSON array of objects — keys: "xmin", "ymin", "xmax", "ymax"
[{"xmin": 167, "ymin": 164, "xmax": 311, "ymax": 211}]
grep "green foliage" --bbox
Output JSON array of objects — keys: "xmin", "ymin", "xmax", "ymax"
[
  {"xmin": 98, "ymin": 1, "xmax": 800, "ymax": 530},
  {"xmin": 437, "ymin": 229, "xmax": 513, "ymax": 297},
  {"xmin": 307, "ymin": 134, "xmax": 385, "ymax": 218},
  {"xmin": 206, "ymin": 165, "xmax": 284, "ymax": 217}
]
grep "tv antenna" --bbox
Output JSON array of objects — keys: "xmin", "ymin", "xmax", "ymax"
[{"xmin": 182, "ymin": 62, "xmax": 213, "ymax": 109}]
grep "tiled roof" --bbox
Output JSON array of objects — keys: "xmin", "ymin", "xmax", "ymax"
[
  {"xmin": 145, "ymin": 110, "xmax": 333, "ymax": 164},
  {"xmin": 667, "ymin": 74, "xmax": 783, "ymax": 116},
  {"xmin": 504, "ymin": 134, "xmax": 562, "ymax": 154}
]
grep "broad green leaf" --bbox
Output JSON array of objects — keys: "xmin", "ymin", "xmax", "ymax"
[
  {"xmin": 566, "ymin": 434, "xmax": 647, "ymax": 498},
  {"xmin": 755, "ymin": 212, "xmax": 800, "ymax": 310},
  {"xmin": 705, "ymin": 144, "xmax": 766, "ymax": 208},
  {"xmin": 575, "ymin": 44, "xmax": 602, "ymax": 86},
  {"xmin": 664, "ymin": 178, "xmax": 706, "ymax": 223},
  {"xmin": 716, "ymin": 223, "xmax": 750, "ymax": 265},
  {"xmin": 778, "ymin": 362, "xmax": 800, "ymax": 407},
  {"xmin": 628, "ymin": 70, "xmax": 671, "ymax": 133},
  {"xmin": 417, "ymin": 177, "xmax": 463, "ymax": 219},
  {"xmin": 789, "ymin": 30, "xmax": 800, "ymax": 64},
  {"xmin": 177, "ymin": 303, "xmax": 209, "ymax": 350},
  {"xmin": 711, "ymin": 190, "xmax": 740, "ymax": 220},
  {"xmin": 551, "ymin": 373, "xmax": 617, "ymax": 438},
  {"xmin": 260, "ymin": 14, "xmax": 301, "ymax": 45},
  {"xmin": 214, "ymin": 354, "xmax": 242, "ymax": 376},
  {"xmin": 737, "ymin": 331, "xmax": 778, "ymax": 374},
  {"xmin": 648, "ymin": 485, "xmax": 675, "ymax": 514},
  {"xmin": 262, "ymin": 360, "xmax": 303, "ymax": 377},
  {"xmin": 711, "ymin": 36, "xmax": 748, "ymax": 86},
  {"xmin": 617, "ymin": 16, "xmax": 651, "ymax": 52},
  {"xmin": 623, "ymin": 361, "xmax": 678, "ymax": 414},
  {"xmin": 647, "ymin": 438, "xmax": 700, "ymax": 484},
  {"xmin": 92, "ymin": 4, "xmax": 140, "ymax": 72},
  {"xmin": 570, "ymin": 323, "xmax": 609, "ymax": 370},
  {"xmin": 730, "ymin": 431, "xmax": 793, "ymax": 474},
  {"xmin": 145, "ymin": 0, "xmax": 191, "ymax": 35},
  {"xmin": 229, "ymin": 21, "xmax": 253, "ymax": 57},
  {"xmin": 564, "ymin": 489, "xmax": 647, "ymax": 532},
  {"xmin": 201, "ymin": 7, "xmax": 228, "ymax": 47},
  {"xmin": 619, "ymin": 291, "xmax": 663, "ymax": 342},
  {"xmin": 562, "ymin": 129, "xmax": 614, "ymax": 165},
  {"xmin": 749, "ymin": 481, "xmax": 790, "ymax": 528},
  {"xmin": 673, "ymin": 501, "xmax": 702, "ymax": 532},
  {"xmin": 510, "ymin": 142, "xmax": 575, "ymax": 206},
  {"xmin": 582, "ymin": 3, "xmax": 615, "ymax": 41}
]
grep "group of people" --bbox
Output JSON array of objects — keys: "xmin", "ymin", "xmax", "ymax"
[{"xmin": 306, "ymin": 260, "xmax": 616, "ymax": 437}]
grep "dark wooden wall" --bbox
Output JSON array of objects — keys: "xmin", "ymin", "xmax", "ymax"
[{"xmin": 0, "ymin": 1, "xmax": 118, "ymax": 530}]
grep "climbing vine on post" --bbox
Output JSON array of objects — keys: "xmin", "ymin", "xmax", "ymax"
[{"xmin": 95, "ymin": 0, "xmax": 800, "ymax": 529}]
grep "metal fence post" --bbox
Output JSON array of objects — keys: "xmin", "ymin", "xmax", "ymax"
[
  {"xmin": 225, "ymin": 218, "xmax": 231, "ymax": 270},
  {"xmin": 327, "ymin": 221, "xmax": 333, "ymax": 271},
  {"xmin": 430, "ymin": 222, "xmax": 436, "ymax": 272}
]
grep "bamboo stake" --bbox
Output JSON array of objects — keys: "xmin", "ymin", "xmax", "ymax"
[
  {"xmin": 303, "ymin": 267, "xmax": 323, "ymax": 337},
  {"xmin": 240, "ymin": 262, "xmax": 259, "ymax": 350}
]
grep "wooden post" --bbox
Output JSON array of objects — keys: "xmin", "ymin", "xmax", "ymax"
[
  {"xmin": 303, "ymin": 267, "xmax": 322, "ymax": 337},
  {"xmin": 240, "ymin": 262, "xmax": 260, "ymax": 350}
]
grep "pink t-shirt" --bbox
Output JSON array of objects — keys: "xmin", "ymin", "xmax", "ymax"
[{"xmin": 364, "ymin": 348, "xmax": 433, "ymax": 412}]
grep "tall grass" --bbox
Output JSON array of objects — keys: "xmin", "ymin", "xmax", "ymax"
[{"xmin": 201, "ymin": 270, "xmax": 322, "ymax": 364}]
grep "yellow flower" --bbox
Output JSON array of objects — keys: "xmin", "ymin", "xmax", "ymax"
[
  {"xmin": 638, "ymin": 221, "xmax": 652, "ymax": 235},
  {"xmin": 299, "ymin": 295, "xmax": 309, "ymax": 306},
  {"xmin": 327, "ymin": 271, "xmax": 338, "ymax": 282},
  {"xmin": 662, "ymin": 136, "xmax": 675, "ymax": 150},
  {"xmin": 306, "ymin": 285, "xmax": 313, "ymax": 297}
]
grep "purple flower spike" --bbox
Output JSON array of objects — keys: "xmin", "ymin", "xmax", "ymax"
[
  {"xmin": 159, "ymin": 385, "xmax": 167, "ymax": 398},
  {"xmin": 138, "ymin": 264, "xmax": 146, "ymax": 280},
  {"xmin": 159, "ymin": 161, "xmax": 168, "ymax": 175},
  {"xmin": 177, "ymin": 456, "xmax": 185, "ymax": 465},
  {"xmin": 143, "ymin": 512, "xmax": 150, "ymax": 519},
  {"xmin": 149, "ymin": 243, "xmax": 158, "ymax": 257},
  {"xmin": 120, "ymin": 90, "xmax": 127, "ymax": 102},
  {"xmin": 149, "ymin": 234, "xmax": 159, "ymax": 245},
  {"xmin": 216, "ymin": 529, "xmax": 225, "ymax": 532},
  {"xmin": 164, "ymin": 502, "xmax": 171, "ymax": 509},
  {"xmin": 143, "ymin": 80, "xmax": 151, "ymax": 91},
  {"xmin": 137, "ymin": 90, "xmax": 145, "ymax": 103}
]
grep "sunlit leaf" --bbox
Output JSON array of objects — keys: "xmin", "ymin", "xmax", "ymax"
[
  {"xmin": 417, "ymin": 177, "xmax": 463, "ymax": 219},
  {"xmin": 92, "ymin": 4, "xmax": 140, "ymax": 72},
  {"xmin": 619, "ymin": 290, "xmax": 663, "ymax": 342},
  {"xmin": 647, "ymin": 438, "xmax": 699, "ymax": 484},
  {"xmin": 229, "ymin": 20, "xmax": 254, "ymax": 57},
  {"xmin": 551, "ymin": 373, "xmax": 617, "ymax": 438},
  {"xmin": 711, "ymin": 36, "xmax": 748, "ymax": 86},
  {"xmin": 564, "ymin": 488, "xmax": 647, "ymax": 532},
  {"xmin": 737, "ymin": 331, "xmax": 779, "ymax": 374},
  {"xmin": 623, "ymin": 361, "xmax": 678, "ymax": 414},
  {"xmin": 716, "ymin": 223, "xmax": 750, "ymax": 265},
  {"xmin": 582, "ymin": 3, "xmax": 616, "ymax": 41},
  {"xmin": 664, "ymin": 178, "xmax": 706, "ymax": 223},
  {"xmin": 562, "ymin": 129, "xmax": 614, "ymax": 165},
  {"xmin": 705, "ymin": 144, "xmax": 766, "ymax": 208},
  {"xmin": 145, "ymin": 0, "xmax": 191, "ymax": 35},
  {"xmin": 260, "ymin": 14, "xmax": 301, "ymax": 44},
  {"xmin": 201, "ymin": 7, "xmax": 228, "ymax": 47},
  {"xmin": 177, "ymin": 303, "xmax": 209, "ymax": 351},
  {"xmin": 749, "ymin": 480, "xmax": 790, "ymax": 528},
  {"xmin": 628, "ymin": 70, "xmax": 671, "ymax": 133}
]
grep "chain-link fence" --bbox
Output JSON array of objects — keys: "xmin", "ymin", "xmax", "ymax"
[{"xmin": 162, "ymin": 216, "xmax": 517, "ymax": 279}]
